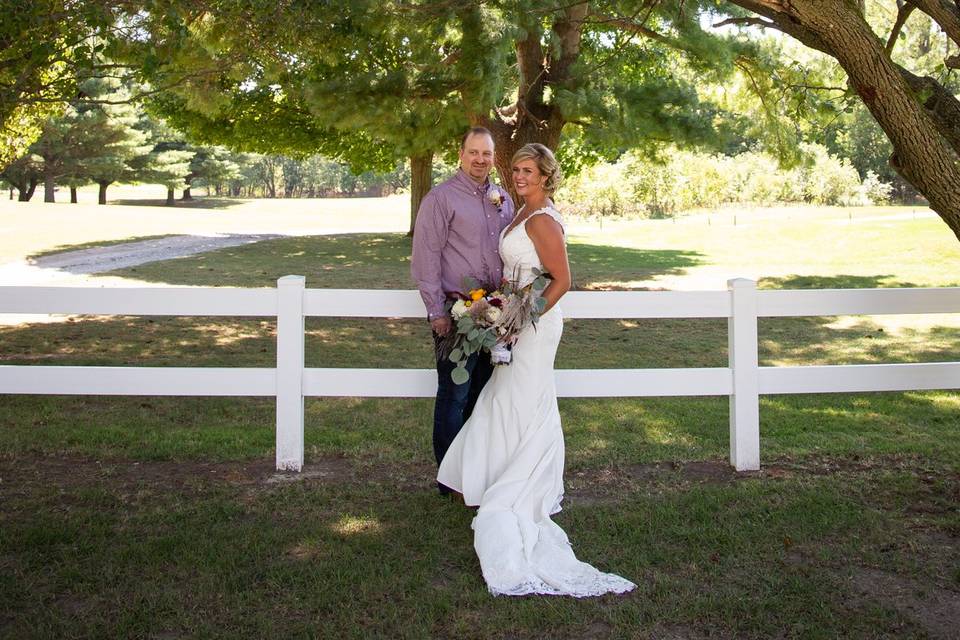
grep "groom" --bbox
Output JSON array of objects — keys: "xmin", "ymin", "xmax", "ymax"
[{"xmin": 411, "ymin": 127, "xmax": 515, "ymax": 494}]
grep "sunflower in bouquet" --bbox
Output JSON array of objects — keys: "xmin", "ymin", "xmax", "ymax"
[{"xmin": 444, "ymin": 269, "xmax": 550, "ymax": 384}]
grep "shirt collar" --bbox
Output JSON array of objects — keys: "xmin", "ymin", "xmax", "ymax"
[{"xmin": 455, "ymin": 168, "xmax": 491, "ymax": 193}]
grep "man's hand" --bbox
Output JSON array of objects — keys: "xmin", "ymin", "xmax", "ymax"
[{"xmin": 430, "ymin": 316, "xmax": 452, "ymax": 336}]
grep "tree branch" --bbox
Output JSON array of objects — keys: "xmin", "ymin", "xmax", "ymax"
[
  {"xmin": 900, "ymin": 67, "xmax": 960, "ymax": 155},
  {"xmin": 712, "ymin": 17, "xmax": 775, "ymax": 29},
  {"xmin": 885, "ymin": 2, "xmax": 916, "ymax": 55},
  {"xmin": 905, "ymin": 0, "xmax": 960, "ymax": 49},
  {"xmin": 587, "ymin": 12, "xmax": 676, "ymax": 47},
  {"xmin": 724, "ymin": 1, "xmax": 838, "ymax": 57}
]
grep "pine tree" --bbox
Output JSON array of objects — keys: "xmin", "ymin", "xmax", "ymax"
[
  {"xmin": 71, "ymin": 76, "xmax": 153, "ymax": 204},
  {"xmin": 133, "ymin": 116, "xmax": 194, "ymax": 206}
]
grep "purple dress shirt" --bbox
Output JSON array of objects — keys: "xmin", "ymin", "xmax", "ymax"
[{"xmin": 411, "ymin": 169, "xmax": 516, "ymax": 318}]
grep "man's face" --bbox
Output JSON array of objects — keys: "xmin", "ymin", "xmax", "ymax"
[{"xmin": 459, "ymin": 133, "xmax": 495, "ymax": 183}]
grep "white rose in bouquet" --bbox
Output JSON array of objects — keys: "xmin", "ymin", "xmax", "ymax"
[{"xmin": 451, "ymin": 299, "xmax": 468, "ymax": 319}]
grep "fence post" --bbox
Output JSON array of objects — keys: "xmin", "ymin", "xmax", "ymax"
[
  {"xmin": 728, "ymin": 278, "xmax": 760, "ymax": 471},
  {"xmin": 276, "ymin": 275, "xmax": 305, "ymax": 471}
]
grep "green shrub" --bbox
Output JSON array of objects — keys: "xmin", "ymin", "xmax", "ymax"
[{"xmin": 558, "ymin": 144, "xmax": 887, "ymax": 218}]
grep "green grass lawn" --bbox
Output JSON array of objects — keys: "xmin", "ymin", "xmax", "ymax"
[{"xmin": 1, "ymin": 204, "xmax": 958, "ymax": 639}]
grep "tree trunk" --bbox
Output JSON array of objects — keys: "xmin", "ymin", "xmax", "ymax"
[
  {"xmin": 182, "ymin": 186, "xmax": 192, "ymax": 200},
  {"xmin": 20, "ymin": 177, "xmax": 37, "ymax": 201},
  {"xmin": 70, "ymin": 187, "xmax": 78, "ymax": 203},
  {"xmin": 12, "ymin": 178, "xmax": 27, "ymax": 201},
  {"xmin": 729, "ymin": 0, "xmax": 960, "ymax": 242},
  {"xmin": 408, "ymin": 151, "xmax": 434, "ymax": 236},
  {"xmin": 788, "ymin": 0, "xmax": 960, "ymax": 240},
  {"xmin": 98, "ymin": 181, "xmax": 109, "ymax": 205},
  {"xmin": 466, "ymin": 5, "xmax": 573, "ymax": 208},
  {"xmin": 166, "ymin": 187, "xmax": 175, "ymax": 206},
  {"xmin": 43, "ymin": 172, "xmax": 55, "ymax": 203},
  {"xmin": 482, "ymin": 115, "xmax": 564, "ymax": 208}
]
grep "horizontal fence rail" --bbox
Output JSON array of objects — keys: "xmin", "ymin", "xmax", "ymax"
[
  {"xmin": 0, "ymin": 286, "xmax": 278, "ymax": 316},
  {"xmin": 1, "ymin": 277, "xmax": 958, "ymax": 472},
  {"xmin": 757, "ymin": 287, "xmax": 960, "ymax": 317},
  {"xmin": 300, "ymin": 368, "xmax": 735, "ymax": 398},
  {"xmin": 0, "ymin": 366, "xmax": 276, "ymax": 396}
]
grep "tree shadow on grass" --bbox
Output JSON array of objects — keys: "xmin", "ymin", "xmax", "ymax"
[
  {"xmin": 761, "ymin": 273, "xmax": 960, "ymax": 290},
  {"xmin": 27, "ymin": 234, "xmax": 182, "ymax": 261},
  {"xmin": 558, "ymin": 389, "xmax": 960, "ymax": 472},
  {"xmin": 101, "ymin": 233, "xmax": 707, "ymax": 290},
  {"xmin": 109, "ymin": 197, "xmax": 247, "ymax": 209},
  {"xmin": 105, "ymin": 233, "xmax": 416, "ymax": 289},
  {"xmin": 567, "ymin": 243, "xmax": 704, "ymax": 290},
  {"xmin": 755, "ymin": 274, "xmax": 960, "ymax": 367},
  {"xmin": 1, "ymin": 416, "xmax": 956, "ymax": 639},
  {"xmin": 2, "ymin": 447, "xmax": 956, "ymax": 639}
]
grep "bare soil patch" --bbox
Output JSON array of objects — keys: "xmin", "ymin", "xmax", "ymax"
[
  {"xmin": 563, "ymin": 454, "xmax": 956, "ymax": 506},
  {"xmin": 846, "ymin": 566, "xmax": 960, "ymax": 640},
  {"xmin": 0, "ymin": 452, "xmax": 435, "ymax": 499}
]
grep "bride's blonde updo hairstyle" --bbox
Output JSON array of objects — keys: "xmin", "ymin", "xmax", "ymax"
[{"xmin": 512, "ymin": 143, "xmax": 563, "ymax": 195}]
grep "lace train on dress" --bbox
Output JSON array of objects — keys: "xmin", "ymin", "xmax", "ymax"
[{"xmin": 436, "ymin": 205, "xmax": 636, "ymax": 598}]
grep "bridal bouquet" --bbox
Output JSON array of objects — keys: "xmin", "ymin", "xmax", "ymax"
[{"xmin": 444, "ymin": 269, "xmax": 550, "ymax": 384}]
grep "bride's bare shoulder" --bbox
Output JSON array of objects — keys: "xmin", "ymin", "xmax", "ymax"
[
  {"xmin": 526, "ymin": 204, "xmax": 563, "ymax": 230},
  {"xmin": 524, "ymin": 209, "xmax": 564, "ymax": 240}
]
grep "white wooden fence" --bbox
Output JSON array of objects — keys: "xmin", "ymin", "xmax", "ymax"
[{"xmin": 2, "ymin": 277, "xmax": 959, "ymax": 472}]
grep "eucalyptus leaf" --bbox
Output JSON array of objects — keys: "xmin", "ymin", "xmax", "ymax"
[{"xmin": 451, "ymin": 366, "xmax": 469, "ymax": 385}]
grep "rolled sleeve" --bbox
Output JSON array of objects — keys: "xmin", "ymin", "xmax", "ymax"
[{"xmin": 410, "ymin": 191, "xmax": 449, "ymax": 318}]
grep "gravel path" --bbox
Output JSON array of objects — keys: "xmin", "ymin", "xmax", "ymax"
[
  {"xmin": 0, "ymin": 234, "xmax": 289, "ymax": 324},
  {"xmin": 30, "ymin": 233, "xmax": 286, "ymax": 275}
]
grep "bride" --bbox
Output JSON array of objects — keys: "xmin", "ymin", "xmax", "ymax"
[{"xmin": 437, "ymin": 143, "xmax": 636, "ymax": 598}]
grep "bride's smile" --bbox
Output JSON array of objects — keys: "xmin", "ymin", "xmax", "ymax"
[{"xmin": 512, "ymin": 159, "xmax": 546, "ymax": 200}]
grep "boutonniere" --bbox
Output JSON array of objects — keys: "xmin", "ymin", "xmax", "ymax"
[{"xmin": 487, "ymin": 187, "xmax": 504, "ymax": 212}]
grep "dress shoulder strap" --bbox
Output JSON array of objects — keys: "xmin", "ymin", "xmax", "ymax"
[{"xmin": 526, "ymin": 205, "xmax": 565, "ymax": 234}]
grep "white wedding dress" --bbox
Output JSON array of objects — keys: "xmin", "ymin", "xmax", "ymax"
[{"xmin": 437, "ymin": 205, "xmax": 636, "ymax": 598}]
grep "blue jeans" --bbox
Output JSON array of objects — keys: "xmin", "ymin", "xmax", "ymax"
[{"xmin": 433, "ymin": 332, "xmax": 494, "ymax": 488}]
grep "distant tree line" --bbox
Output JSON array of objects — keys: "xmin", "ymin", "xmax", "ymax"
[{"xmin": 0, "ymin": 75, "xmax": 410, "ymax": 205}]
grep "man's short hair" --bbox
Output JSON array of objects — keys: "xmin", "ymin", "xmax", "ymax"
[{"xmin": 460, "ymin": 126, "xmax": 494, "ymax": 149}]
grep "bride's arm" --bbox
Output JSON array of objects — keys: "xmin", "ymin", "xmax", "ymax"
[{"xmin": 525, "ymin": 214, "xmax": 571, "ymax": 313}]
